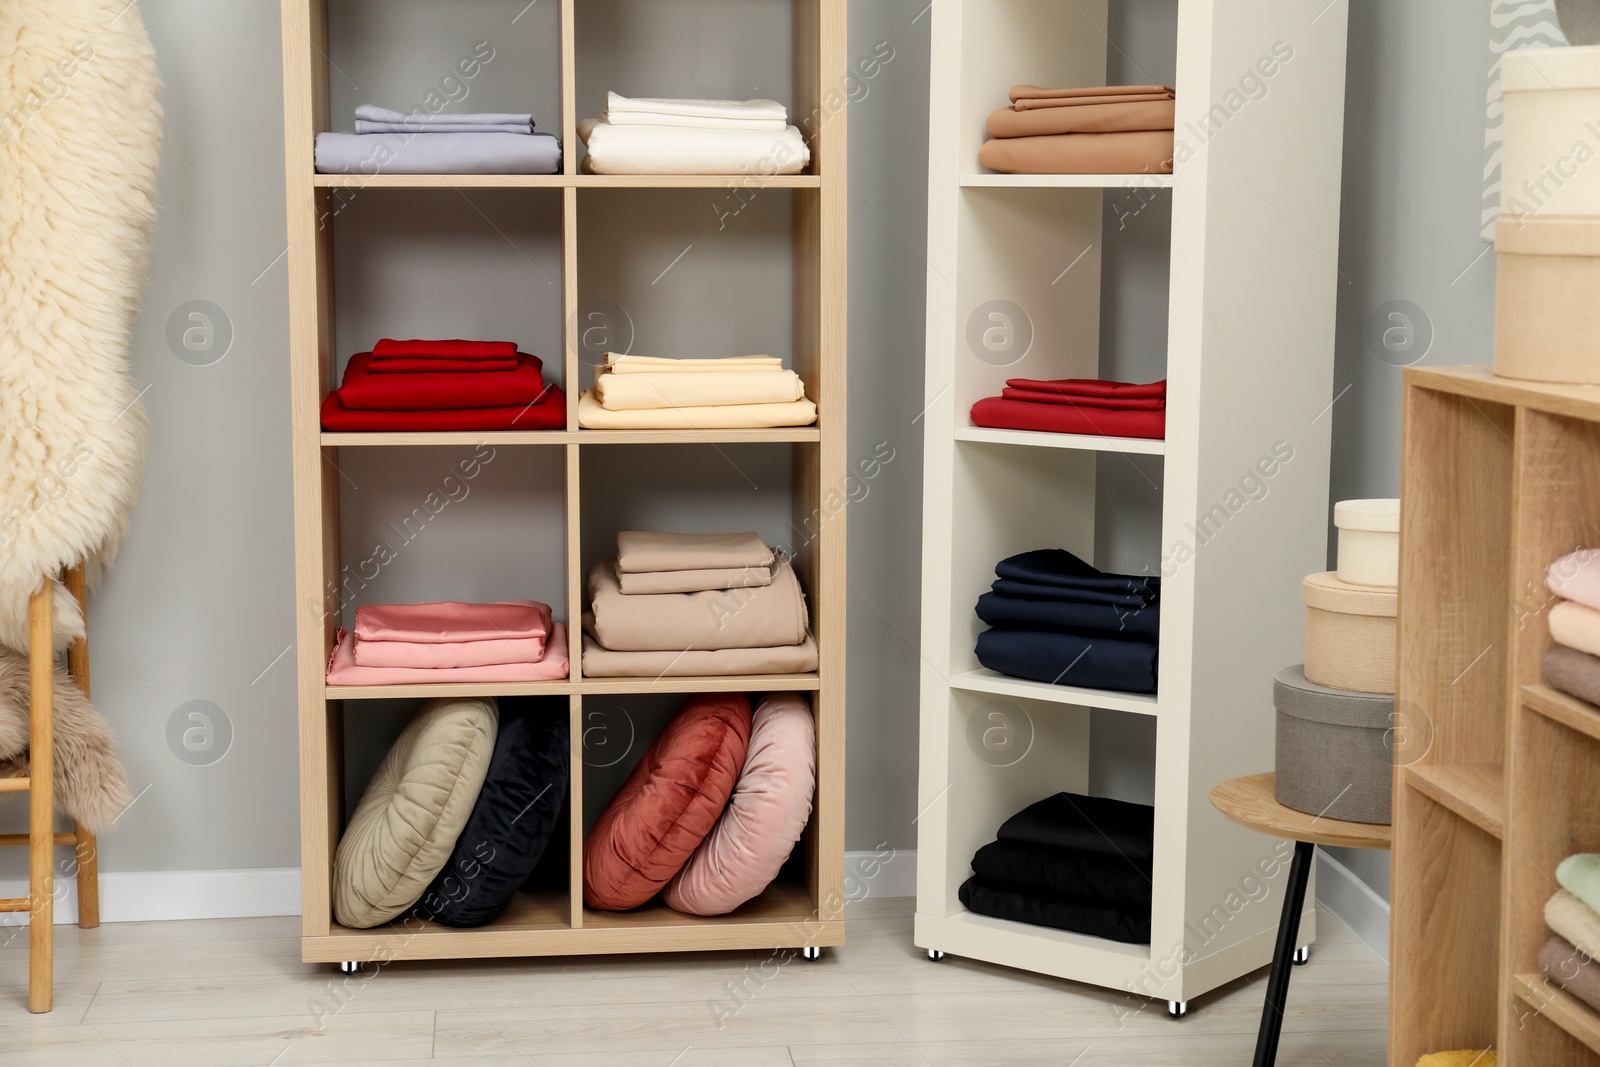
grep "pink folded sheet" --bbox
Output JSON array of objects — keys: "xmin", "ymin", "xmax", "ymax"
[
  {"xmin": 355, "ymin": 600, "xmax": 552, "ymax": 644},
  {"xmin": 1550, "ymin": 549, "xmax": 1600, "ymax": 613},
  {"xmin": 327, "ymin": 624, "xmax": 570, "ymax": 685},
  {"xmin": 353, "ymin": 634, "xmax": 550, "ymax": 669}
]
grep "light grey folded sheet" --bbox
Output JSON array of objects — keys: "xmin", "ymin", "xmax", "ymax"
[
  {"xmin": 314, "ymin": 132, "xmax": 562, "ymax": 175},
  {"xmin": 355, "ymin": 104, "xmax": 534, "ymax": 127},
  {"xmin": 355, "ymin": 121, "xmax": 532, "ymax": 135}
]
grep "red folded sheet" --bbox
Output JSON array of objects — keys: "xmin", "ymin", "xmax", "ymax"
[
  {"xmin": 1006, "ymin": 378, "xmax": 1167, "ymax": 399},
  {"xmin": 1001, "ymin": 388, "xmax": 1165, "ymax": 410},
  {"xmin": 321, "ymin": 385, "xmax": 567, "ymax": 431},
  {"xmin": 372, "ymin": 338, "xmax": 518, "ymax": 360},
  {"xmin": 971, "ymin": 396, "xmax": 1165, "ymax": 440},
  {"xmin": 337, "ymin": 352, "xmax": 547, "ymax": 411},
  {"xmin": 369, "ymin": 357, "xmax": 518, "ymax": 374}
]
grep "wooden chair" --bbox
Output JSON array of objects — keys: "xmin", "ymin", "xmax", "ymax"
[{"xmin": 0, "ymin": 566, "xmax": 102, "ymax": 1014}]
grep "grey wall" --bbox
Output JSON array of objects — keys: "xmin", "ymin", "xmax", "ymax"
[{"xmin": 0, "ymin": 0, "xmax": 1500, "ymax": 915}]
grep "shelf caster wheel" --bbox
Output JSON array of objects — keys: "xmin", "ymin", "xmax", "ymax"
[
  {"xmin": 801, "ymin": 946, "xmax": 822, "ymax": 962},
  {"xmin": 1167, "ymin": 1000, "xmax": 1188, "ymax": 1020},
  {"xmin": 338, "ymin": 961, "xmax": 359, "ymax": 976},
  {"xmin": 1293, "ymin": 946, "xmax": 1310, "ymax": 966},
  {"xmin": 927, "ymin": 949, "xmax": 946, "ymax": 962}
]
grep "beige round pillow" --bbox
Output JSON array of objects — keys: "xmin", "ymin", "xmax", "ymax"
[{"xmin": 334, "ymin": 697, "xmax": 498, "ymax": 929}]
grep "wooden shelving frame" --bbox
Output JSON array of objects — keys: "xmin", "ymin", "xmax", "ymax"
[
  {"xmin": 279, "ymin": 0, "xmax": 848, "ymax": 965},
  {"xmin": 912, "ymin": 0, "xmax": 1351, "ymax": 1003},
  {"xmin": 1391, "ymin": 366, "xmax": 1600, "ymax": 1065}
]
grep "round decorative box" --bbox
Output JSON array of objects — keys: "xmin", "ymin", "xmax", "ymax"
[
  {"xmin": 1302, "ymin": 571, "xmax": 1397, "ymax": 694},
  {"xmin": 1334, "ymin": 498, "xmax": 1399, "ymax": 588},
  {"xmin": 1274, "ymin": 665, "xmax": 1394, "ymax": 825}
]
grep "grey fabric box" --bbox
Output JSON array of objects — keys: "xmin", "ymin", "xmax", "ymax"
[{"xmin": 1274, "ymin": 664, "xmax": 1395, "ymax": 825}]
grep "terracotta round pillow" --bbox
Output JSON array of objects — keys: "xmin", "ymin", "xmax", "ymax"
[
  {"xmin": 583, "ymin": 692, "xmax": 752, "ymax": 910},
  {"xmin": 664, "ymin": 693, "xmax": 816, "ymax": 916},
  {"xmin": 334, "ymin": 697, "xmax": 498, "ymax": 929}
]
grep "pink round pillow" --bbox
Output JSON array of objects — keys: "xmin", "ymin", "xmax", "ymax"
[
  {"xmin": 583, "ymin": 692, "xmax": 752, "ymax": 910},
  {"xmin": 663, "ymin": 693, "xmax": 816, "ymax": 916}
]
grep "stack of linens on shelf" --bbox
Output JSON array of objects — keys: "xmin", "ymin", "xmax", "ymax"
[
  {"xmin": 581, "ymin": 531, "xmax": 819, "ymax": 676},
  {"xmin": 970, "ymin": 378, "xmax": 1166, "ymax": 440},
  {"xmin": 973, "ymin": 549, "xmax": 1159, "ymax": 694},
  {"xmin": 321, "ymin": 339, "xmax": 566, "ymax": 432},
  {"xmin": 579, "ymin": 93, "xmax": 809, "ymax": 175},
  {"xmin": 577, "ymin": 353, "xmax": 817, "ymax": 430},
  {"xmin": 960, "ymin": 792, "xmax": 1153, "ymax": 943},
  {"xmin": 1544, "ymin": 549, "xmax": 1600, "ymax": 708},
  {"xmin": 1539, "ymin": 854, "xmax": 1600, "ymax": 1013},
  {"xmin": 316, "ymin": 105, "xmax": 562, "ymax": 175},
  {"xmin": 980, "ymin": 85, "xmax": 1176, "ymax": 175},
  {"xmin": 327, "ymin": 599, "xmax": 570, "ymax": 685}
]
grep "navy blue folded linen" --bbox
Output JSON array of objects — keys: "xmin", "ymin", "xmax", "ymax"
[
  {"xmin": 997, "ymin": 792, "xmax": 1156, "ymax": 862},
  {"xmin": 975, "ymin": 628, "xmax": 1158, "ymax": 693},
  {"xmin": 976, "ymin": 591, "xmax": 1159, "ymax": 642},
  {"xmin": 994, "ymin": 549, "xmax": 1159, "ymax": 602},
  {"xmin": 970, "ymin": 840, "xmax": 1153, "ymax": 905},
  {"xmin": 990, "ymin": 579, "xmax": 1152, "ymax": 609},
  {"xmin": 959, "ymin": 877, "xmax": 1151, "ymax": 943}
]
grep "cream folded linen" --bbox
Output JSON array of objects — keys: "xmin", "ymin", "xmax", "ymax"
[
  {"xmin": 580, "ymin": 620, "xmax": 818, "ymax": 676},
  {"xmin": 587, "ymin": 559, "xmax": 809, "ymax": 651},
  {"xmin": 578, "ymin": 119, "xmax": 810, "ymax": 175},
  {"xmin": 605, "ymin": 111, "xmax": 787, "ymax": 132},
  {"xmin": 604, "ymin": 353, "xmax": 784, "ymax": 374},
  {"xmin": 1547, "ymin": 888, "xmax": 1600, "ymax": 960},
  {"xmin": 605, "ymin": 92, "xmax": 788, "ymax": 122},
  {"xmin": 1551, "ymin": 599, "xmax": 1600, "ymax": 657},
  {"xmin": 578, "ymin": 390, "xmax": 818, "ymax": 429},
  {"xmin": 616, "ymin": 530, "xmax": 774, "ymax": 573},
  {"xmin": 594, "ymin": 369, "xmax": 805, "ymax": 410},
  {"xmin": 617, "ymin": 565, "xmax": 776, "ymax": 595}
]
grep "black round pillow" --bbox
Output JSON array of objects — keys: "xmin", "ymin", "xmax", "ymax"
[{"xmin": 413, "ymin": 698, "xmax": 569, "ymax": 927}]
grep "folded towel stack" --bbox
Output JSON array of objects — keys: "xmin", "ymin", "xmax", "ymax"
[
  {"xmin": 1539, "ymin": 855, "xmax": 1600, "ymax": 1014},
  {"xmin": 579, "ymin": 93, "xmax": 810, "ymax": 175},
  {"xmin": 980, "ymin": 84, "xmax": 1176, "ymax": 175},
  {"xmin": 1543, "ymin": 549, "xmax": 1600, "ymax": 708},
  {"xmin": 969, "ymin": 377, "xmax": 1167, "ymax": 440},
  {"xmin": 973, "ymin": 549, "xmax": 1159, "ymax": 693},
  {"xmin": 315, "ymin": 104, "xmax": 562, "ymax": 175},
  {"xmin": 577, "ymin": 353, "xmax": 818, "ymax": 430},
  {"xmin": 581, "ymin": 531, "xmax": 820, "ymax": 676},
  {"xmin": 320, "ymin": 339, "xmax": 566, "ymax": 432},
  {"xmin": 960, "ymin": 792, "xmax": 1153, "ymax": 943},
  {"xmin": 327, "ymin": 600, "xmax": 570, "ymax": 685}
]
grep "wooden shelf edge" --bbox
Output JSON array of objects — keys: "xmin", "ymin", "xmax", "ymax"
[
  {"xmin": 1523, "ymin": 684, "xmax": 1600, "ymax": 744},
  {"xmin": 1403, "ymin": 762, "xmax": 1505, "ymax": 839},
  {"xmin": 326, "ymin": 673, "xmax": 822, "ymax": 701},
  {"xmin": 953, "ymin": 426, "xmax": 1167, "ymax": 456},
  {"xmin": 321, "ymin": 428, "xmax": 822, "ymax": 447},
  {"xmin": 949, "ymin": 669, "xmax": 1159, "ymax": 716},
  {"xmin": 958, "ymin": 173, "xmax": 1174, "ymax": 189},
  {"xmin": 1406, "ymin": 365, "xmax": 1600, "ymax": 424},
  {"xmin": 1514, "ymin": 973, "xmax": 1600, "ymax": 1056}
]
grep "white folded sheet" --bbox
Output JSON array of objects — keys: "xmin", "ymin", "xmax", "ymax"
[
  {"xmin": 604, "ymin": 110, "xmax": 786, "ymax": 131},
  {"xmin": 604, "ymin": 92, "xmax": 787, "ymax": 122},
  {"xmin": 578, "ymin": 119, "xmax": 809, "ymax": 175}
]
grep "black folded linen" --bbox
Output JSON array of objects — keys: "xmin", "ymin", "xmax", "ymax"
[
  {"xmin": 971, "ymin": 840, "xmax": 1152, "ymax": 905},
  {"xmin": 997, "ymin": 792, "xmax": 1155, "ymax": 862},
  {"xmin": 994, "ymin": 549, "xmax": 1160, "ymax": 602},
  {"xmin": 976, "ymin": 590, "xmax": 1160, "ymax": 642},
  {"xmin": 975, "ymin": 628, "xmax": 1158, "ymax": 693},
  {"xmin": 959, "ymin": 877, "xmax": 1151, "ymax": 943}
]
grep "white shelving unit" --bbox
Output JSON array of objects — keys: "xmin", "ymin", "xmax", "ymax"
[{"xmin": 914, "ymin": 0, "xmax": 1351, "ymax": 1005}]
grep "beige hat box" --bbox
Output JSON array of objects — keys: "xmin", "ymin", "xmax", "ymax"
[
  {"xmin": 1302, "ymin": 571, "xmax": 1397, "ymax": 694},
  {"xmin": 1334, "ymin": 498, "xmax": 1399, "ymax": 587}
]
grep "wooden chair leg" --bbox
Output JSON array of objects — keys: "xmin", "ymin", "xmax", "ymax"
[
  {"xmin": 63, "ymin": 565, "xmax": 97, "ymax": 930},
  {"xmin": 28, "ymin": 582, "xmax": 54, "ymax": 1014}
]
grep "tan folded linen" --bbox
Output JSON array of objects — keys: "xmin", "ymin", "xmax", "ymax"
[
  {"xmin": 1551, "ymin": 600, "xmax": 1600, "ymax": 658},
  {"xmin": 988, "ymin": 99, "xmax": 1176, "ymax": 138},
  {"xmin": 594, "ymin": 368, "xmax": 806, "ymax": 410},
  {"xmin": 578, "ymin": 390, "xmax": 818, "ymax": 429},
  {"xmin": 617, "ymin": 564, "xmax": 777, "ymax": 595},
  {"xmin": 605, "ymin": 353, "xmax": 784, "ymax": 374},
  {"xmin": 979, "ymin": 130, "xmax": 1175, "ymax": 175},
  {"xmin": 580, "ymin": 619, "xmax": 819, "ymax": 676},
  {"xmin": 617, "ymin": 530, "xmax": 775, "ymax": 573},
  {"xmin": 588, "ymin": 559, "xmax": 809, "ymax": 651},
  {"xmin": 1547, "ymin": 888, "xmax": 1600, "ymax": 960},
  {"xmin": 1009, "ymin": 84, "xmax": 1175, "ymax": 108}
]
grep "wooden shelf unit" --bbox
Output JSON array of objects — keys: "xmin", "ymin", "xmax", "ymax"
[
  {"xmin": 1391, "ymin": 367, "xmax": 1600, "ymax": 1066},
  {"xmin": 913, "ymin": 0, "xmax": 1351, "ymax": 1003},
  {"xmin": 279, "ymin": 0, "xmax": 848, "ymax": 964}
]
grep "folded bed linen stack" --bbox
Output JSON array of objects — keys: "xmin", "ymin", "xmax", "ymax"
[
  {"xmin": 577, "ymin": 353, "xmax": 818, "ymax": 429},
  {"xmin": 327, "ymin": 599, "xmax": 570, "ymax": 684},
  {"xmin": 581, "ymin": 531, "xmax": 819, "ymax": 677},
  {"xmin": 973, "ymin": 549, "xmax": 1160, "ymax": 694},
  {"xmin": 321, "ymin": 339, "xmax": 566, "ymax": 432},
  {"xmin": 980, "ymin": 84, "xmax": 1176, "ymax": 175},
  {"xmin": 1540, "ymin": 854, "xmax": 1600, "ymax": 1013},
  {"xmin": 580, "ymin": 93, "xmax": 810, "ymax": 175},
  {"xmin": 1543, "ymin": 549, "xmax": 1600, "ymax": 707},
  {"xmin": 960, "ymin": 792, "xmax": 1154, "ymax": 944},
  {"xmin": 970, "ymin": 378, "xmax": 1166, "ymax": 440},
  {"xmin": 316, "ymin": 105, "xmax": 562, "ymax": 175}
]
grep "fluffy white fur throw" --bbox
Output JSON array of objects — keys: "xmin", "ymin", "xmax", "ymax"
[
  {"xmin": 0, "ymin": 650, "xmax": 132, "ymax": 834},
  {"xmin": 0, "ymin": 1, "xmax": 162, "ymax": 653}
]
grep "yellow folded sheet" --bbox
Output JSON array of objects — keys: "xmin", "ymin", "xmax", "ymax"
[
  {"xmin": 595, "ymin": 369, "xmax": 805, "ymax": 410},
  {"xmin": 605, "ymin": 353, "xmax": 783, "ymax": 374},
  {"xmin": 578, "ymin": 390, "xmax": 818, "ymax": 429}
]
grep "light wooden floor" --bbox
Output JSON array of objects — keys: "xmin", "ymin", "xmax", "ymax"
[{"xmin": 0, "ymin": 897, "xmax": 1386, "ymax": 1065}]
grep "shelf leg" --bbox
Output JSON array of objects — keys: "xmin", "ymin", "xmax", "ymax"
[
  {"xmin": 1252, "ymin": 840, "xmax": 1315, "ymax": 1067},
  {"xmin": 801, "ymin": 946, "xmax": 821, "ymax": 962},
  {"xmin": 1166, "ymin": 1000, "xmax": 1187, "ymax": 1020},
  {"xmin": 338, "ymin": 961, "xmax": 359, "ymax": 975},
  {"xmin": 926, "ymin": 949, "xmax": 945, "ymax": 962},
  {"xmin": 1292, "ymin": 946, "xmax": 1310, "ymax": 966}
]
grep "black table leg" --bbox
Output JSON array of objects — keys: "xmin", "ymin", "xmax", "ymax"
[{"xmin": 1253, "ymin": 840, "xmax": 1316, "ymax": 1067}]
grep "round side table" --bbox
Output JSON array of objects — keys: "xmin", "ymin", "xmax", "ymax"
[{"xmin": 1210, "ymin": 772, "xmax": 1391, "ymax": 1067}]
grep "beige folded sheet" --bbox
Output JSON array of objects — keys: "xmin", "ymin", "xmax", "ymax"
[
  {"xmin": 1551, "ymin": 600, "xmax": 1600, "ymax": 658},
  {"xmin": 588, "ymin": 558, "xmax": 809, "ymax": 652},
  {"xmin": 988, "ymin": 99, "xmax": 1176, "ymax": 138},
  {"xmin": 979, "ymin": 130, "xmax": 1175, "ymax": 175},
  {"xmin": 606, "ymin": 353, "xmax": 784, "ymax": 374},
  {"xmin": 1547, "ymin": 888, "xmax": 1600, "ymax": 960},
  {"xmin": 595, "ymin": 369, "xmax": 806, "ymax": 410},
  {"xmin": 578, "ymin": 390, "xmax": 818, "ymax": 429},
  {"xmin": 617, "ymin": 565, "xmax": 776, "ymax": 595},
  {"xmin": 580, "ymin": 619, "xmax": 819, "ymax": 676},
  {"xmin": 1009, "ymin": 84, "xmax": 1175, "ymax": 110},
  {"xmin": 617, "ymin": 530, "xmax": 774, "ymax": 573}
]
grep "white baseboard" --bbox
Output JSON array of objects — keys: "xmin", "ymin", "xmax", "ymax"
[
  {"xmin": 1314, "ymin": 850, "xmax": 1391, "ymax": 961},
  {"xmin": 0, "ymin": 867, "xmax": 300, "ymax": 926}
]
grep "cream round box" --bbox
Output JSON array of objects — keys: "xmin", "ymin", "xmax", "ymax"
[
  {"xmin": 1334, "ymin": 498, "xmax": 1399, "ymax": 588},
  {"xmin": 1302, "ymin": 571, "xmax": 1397, "ymax": 695}
]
